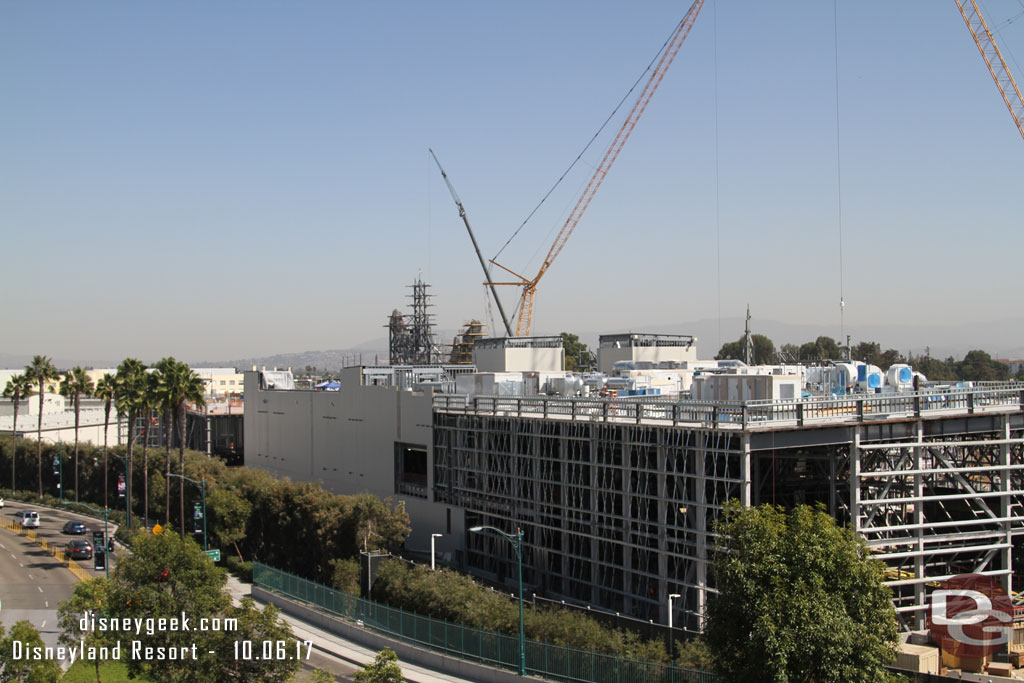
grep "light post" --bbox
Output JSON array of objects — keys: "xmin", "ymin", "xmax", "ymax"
[
  {"xmin": 470, "ymin": 525, "xmax": 526, "ymax": 676},
  {"xmin": 62, "ymin": 502, "xmax": 109, "ymax": 580},
  {"xmin": 166, "ymin": 473, "xmax": 207, "ymax": 551},
  {"xmin": 430, "ymin": 533, "xmax": 442, "ymax": 570},
  {"xmin": 53, "ymin": 443, "xmax": 64, "ymax": 504},
  {"xmin": 668, "ymin": 593, "xmax": 681, "ymax": 660}
]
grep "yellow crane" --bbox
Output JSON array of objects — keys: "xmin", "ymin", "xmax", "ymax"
[
  {"xmin": 954, "ymin": 0, "xmax": 1024, "ymax": 141},
  {"xmin": 490, "ymin": 0, "xmax": 705, "ymax": 336}
]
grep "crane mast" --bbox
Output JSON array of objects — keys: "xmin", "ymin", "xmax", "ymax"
[
  {"xmin": 429, "ymin": 149, "xmax": 515, "ymax": 337},
  {"xmin": 954, "ymin": 0, "xmax": 1024, "ymax": 141},
  {"xmin": 491, "ymin": 0, "xmax": 705, "ymax": 336}
]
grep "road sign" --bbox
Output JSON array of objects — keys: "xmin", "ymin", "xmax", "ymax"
[
  {"xmin": 204, "ymin": 549, "xmax": 221, "ymax": 562},
  {"xmin": 152, "ymin": 524, "xmax": 163, "ymax": 535}
]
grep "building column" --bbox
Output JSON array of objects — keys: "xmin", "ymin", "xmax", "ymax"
[{"xmin": 913, "ymin": 421, "xmax": 925, "ymax": 631}]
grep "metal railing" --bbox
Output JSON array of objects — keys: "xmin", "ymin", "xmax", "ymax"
[
  {"xmin": 433, "ymin": 384, "xmax": 1024, "ymax": 430},
  {"xmin": 253, "ymin": 562, "xmax": 718, "ymax": 683}
]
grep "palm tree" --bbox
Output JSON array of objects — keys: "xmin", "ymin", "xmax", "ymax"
[
  {"xmin": 166, "ymin": 361, "xmax": 206, "ymax": 539},
  {"xmin": 60, "ymin": 366, "xmax": 95, "ymax": 503},
  {"xmin": 154, "ymin": 357, "xmax": 177, "ymax": 525},
  {"xmin": 114, "ymin": 358, "xmax": 147, "ymax": 529},
  {"xmin": 94, "ymin": 374, "xmax": 115, "ymax": 510},
  {"xmin": 25, "ymin": 355, "xmax": 59, "ymax": 496},
  {"xmin": 139, "ymin": 370, "xmax": 161, "ymax": 527},
  {"xmin": 3, "ymin": 374, "xmax": 33, "ymax": 492}
]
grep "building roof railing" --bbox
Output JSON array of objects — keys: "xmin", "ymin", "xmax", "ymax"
[
  {"xmin": 433, "ymin": 383, "xmax": 1024, "ymax": 430},
  {"xmin": 599, "ymin": 333, "xmax": 697, "ymax": 348}
]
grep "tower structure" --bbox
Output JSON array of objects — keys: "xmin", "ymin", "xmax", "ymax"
[{"xmin": 387, "ymin": 276, "xmax": 440, "ymax": 365}]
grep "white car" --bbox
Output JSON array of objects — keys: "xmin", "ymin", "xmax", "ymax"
[
  {"xmin": 0, "ymin": 496, "xmax": 4, "ymax": 508},
  {"xmin": 15, "ymin": 510, "xmax": 39, "ymax": 528}
]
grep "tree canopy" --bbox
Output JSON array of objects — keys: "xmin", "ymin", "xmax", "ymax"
[
  {"xmin": 715, "ymin": 334, "xmax": 776, "ymax": 364},
  {"xmin": 353, "ymin": 648, "xmax": 403, "ymax": 683},
  {"xmin": 560, "ymin": 332, "xmax": 593, "ymax": 372},
  {"xmin": 705, "ymin": 501, "xmax": 899, "ymax": 683}
]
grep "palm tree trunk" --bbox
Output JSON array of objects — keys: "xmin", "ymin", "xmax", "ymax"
[
  {"xmin": 126, "ymin": 410, "xmax": 135, "ymax": 530},
  {"xmin": 142, "ymin": 416, "xmax": 150, "ymax": 528},
  {"xmin": 73, "ymin": 394, "xmax": 81, "ymax": 503},
  {"xmin": 164, "ymin": 405, "xmax": 172, "ymax": 525},
  {"xmin": 178, "ymin": 402, "xmax": 185, "ymax": 540},
  {"xmin": 36, "ymin": 385, "xmax": 44, "ymax": 497},
  {"xmin": 11, "ymin": 400, "xmax": 18, "ymax": 493},
  {"xmin": 103, "ymin": 409, "xmax": 109, "ymax": 511}
]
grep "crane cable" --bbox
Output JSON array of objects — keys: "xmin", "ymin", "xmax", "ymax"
[{"xmin": 491, "ymin": 12, "xmax": 691, "ymax": 263}]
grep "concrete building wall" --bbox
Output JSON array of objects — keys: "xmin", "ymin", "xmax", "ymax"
[
  {"xmin": 243, "ymin": 371, "xmax": 451, "ymax": 557},
  {"xmin": 473, "ymin": 346, "xmax": 563, "ymax": 373}
]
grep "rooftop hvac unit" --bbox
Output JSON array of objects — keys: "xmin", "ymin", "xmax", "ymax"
[{"xmin": 886, "ymin": 364, "xmax": 914, "ymax": 388}]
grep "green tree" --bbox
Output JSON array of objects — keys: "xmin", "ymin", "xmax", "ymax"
[
  {"xmin": 309, "ymin": 670, "xmax": 336, "ymax": 683},
  {"xmin": 57, "ymin": 577, "xmax": 118, "ymax": 683},
  {"xmin": 3, "ymin": 373, "xmax": 32, "ymax": 492},
  {"xmin": 207, "ymin": 598, "xmax": 299, "ymax": 683},
  {"xmin": 353, "ymin": 648, "xmax": 403, "ymax": 683},
  {"xmin": 705, "ymin": 501, "xmax": 898, "ymax": 682},
  {"xmin": 94, "ymin": 373, "xmax": 116, "ymax": 510},
  {"xmin": 0, "ymin": 620, "xmax": 62, "ymax": 682},
  {"xmin": 61, "ymin": 366, "xmax": 95, "ymax": 502},
  {"xmin": 560, "ymin": 332, "xmax": 592, "ymax": 372},
  {"xmin": 25, "ymin": 355, "xmax": 59, "ymax": 496},
  {"xmin": 956, "ymin": 349, "xmax": 1010, "ymax": 381},
  {"xmin": 114, "ymin": 359, "xmax": 147, "ymax": 529},
  {"xmin": 715, "ymin": 334, "xmax": 776, "ymax": 365},
  {"xmin": 107, "ymin": 531, "xmax": 227, "ymax": 682}
]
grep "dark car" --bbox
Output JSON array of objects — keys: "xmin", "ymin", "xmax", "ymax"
[
  {"xmin": 66, "ymin": 539, "xmax": 93, "ymax": 560},
  {"xmin": 62, "ymin": 520, "xmax": 87, "ymax": 535}
]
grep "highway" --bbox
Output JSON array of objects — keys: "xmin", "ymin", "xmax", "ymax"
[{"xmin": 0, "ymin": 500, "xmax": 114, "ymax": 662}]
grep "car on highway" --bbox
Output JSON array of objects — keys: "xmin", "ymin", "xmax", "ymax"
[
  {"xmin": 0, "ymin": 496, "xmax": 4, "ymax": 508},
  {"xmin": 62, "ymin": 520, "xmax": 88, "ymax": 535},
  {"xmin": 15, "ymin": 510, "xmax": 40, "ymax": 528},
  {"xmin": 66, "ymin": 539, "xmax": 93, "ymax": 560}
]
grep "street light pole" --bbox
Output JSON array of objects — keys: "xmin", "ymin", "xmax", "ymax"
[
  {"xmin": 430, "ymin": 533, "xmax": 442, "ymax": 570},
  {"xmin": 668, "ymin": 593, "xmax": 681, "ymax": 660},
  {"xmin": 166, "ymin": 473, "xmax": 207, "ymax": 551},
  {"xmin": 470, "ymin": 525, "xmax": 526, "ymax": 676}
]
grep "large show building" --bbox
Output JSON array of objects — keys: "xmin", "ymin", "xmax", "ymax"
[{"xmin": 244, "ymin": 335, "xmax": 1024, "ymax": 633}]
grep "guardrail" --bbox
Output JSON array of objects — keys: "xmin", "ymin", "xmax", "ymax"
[
  {"xmin": 433, "ymin": 385, "xmax": 1024, "ymax": 430},
  {"xmin": 254, "ymin": 562, "xmax": 717, "ymax": 683},
  {"xmin": 0, "ymin": 517, "xmax": 92, "ymax": 582}
]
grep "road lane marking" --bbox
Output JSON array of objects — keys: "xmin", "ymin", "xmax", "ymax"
[
  {"xmin": 41, "ymin": 621, "xmax": 46, "ymax": 629},
  {"xmin": 45, "ymin": 601, "xmax": 48, "ymax": 607},
  {"xmin": 37, "ymin": 586, "xmax": 43, "ymax": 593},
  {"xmin": 27, "ymin": 574, "xmax": 33, "ymax": 580}
]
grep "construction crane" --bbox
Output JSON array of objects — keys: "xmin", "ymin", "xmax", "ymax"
[
  {"xmin": 954, "ymin": 0, "xmax": 1024, "ymax": 141},
  {"xmin": 429, "ymin": 148, "xmax": 515, "ymax": 337},
  {"xmin": 489, "ymin": 0, "xmax": 705, "ymax": 336}
]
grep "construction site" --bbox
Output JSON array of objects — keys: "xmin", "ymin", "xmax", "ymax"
[{"xmin": 243, "ymin": 0, "xmax": 1024, "ymax": 677}]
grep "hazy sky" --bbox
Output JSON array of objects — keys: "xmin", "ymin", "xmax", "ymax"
[{"xmin": 3, "ymin": 1, "xmax": 1022, "ymax": 364}]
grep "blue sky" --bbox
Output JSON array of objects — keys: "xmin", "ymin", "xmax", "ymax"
[{"xmin": 3, "ymin": 1, "xmax": 1023, "ymax": 363}]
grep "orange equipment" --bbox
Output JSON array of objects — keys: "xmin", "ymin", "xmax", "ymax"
[{"xmin": 954, "ymin": 0, "xmax": 1024, "ymax": 141}]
